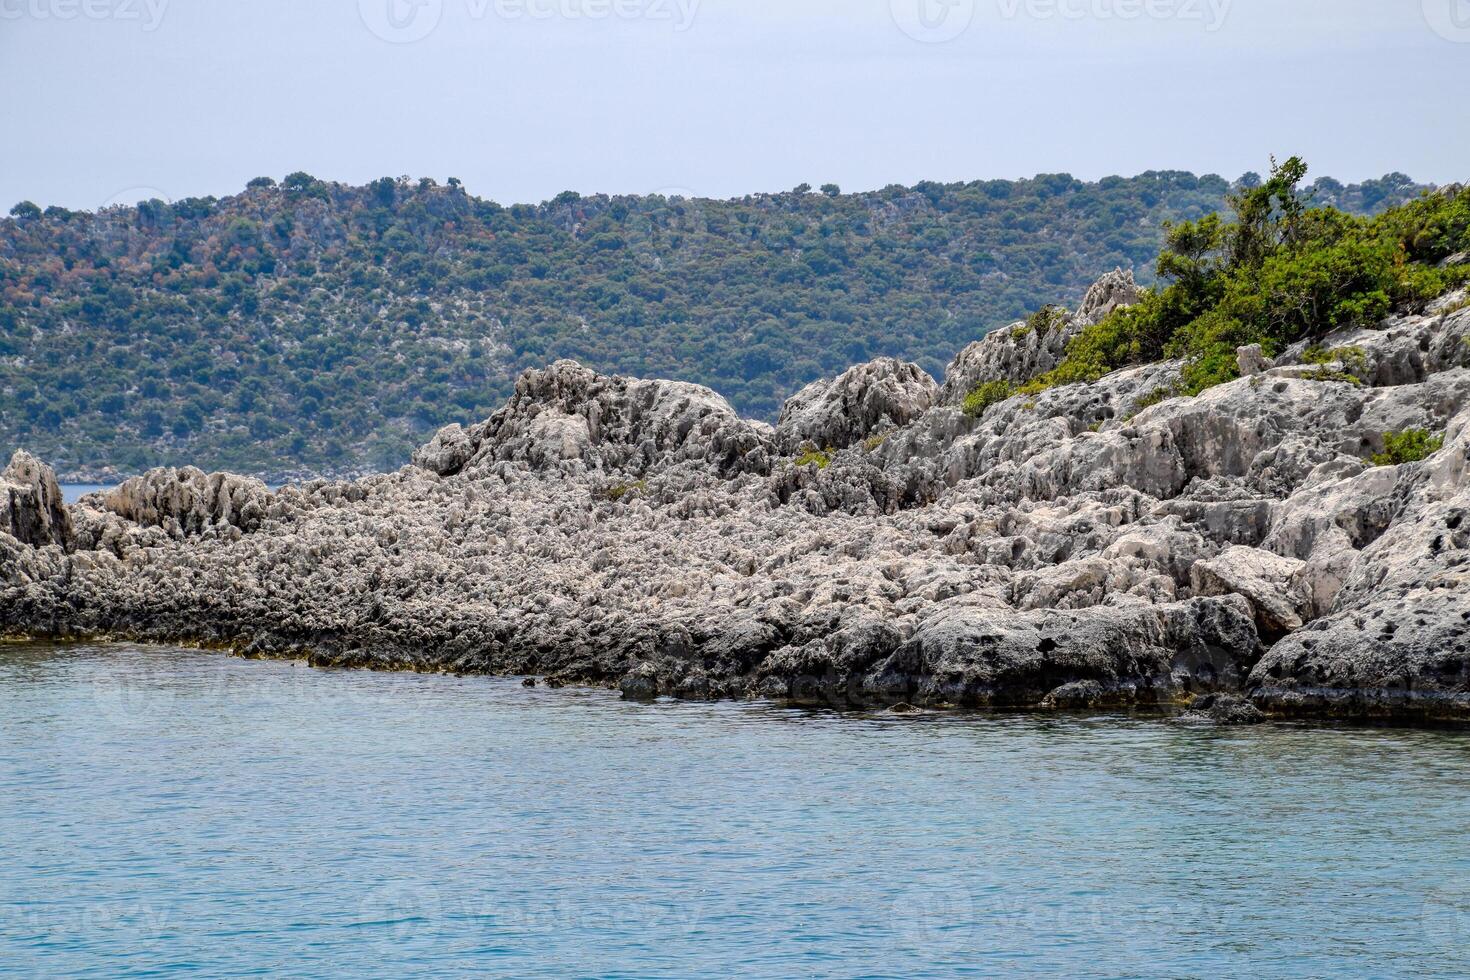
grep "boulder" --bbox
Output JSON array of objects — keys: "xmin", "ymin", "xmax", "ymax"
[
  {"xmin": 1236, "ymin": 344, "xmax": 1272, "ymax": 377},
  {"xmin": 1178, "ymin": 693, "xmax": 1266, "ymax": 725},
  {"xmin": 411, "ymin": 422, "xmax": 474, "ymax": 477},
  {"xmin": 1191, "ymin": 545, "xmax": 1311, "ymax": 636},
  {"xmin": 416, "ymin": 359, "xmax": 773, "ymax": 478}
]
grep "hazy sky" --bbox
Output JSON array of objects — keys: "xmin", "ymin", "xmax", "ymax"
[{"xmin": 3, "ymin": 0, "xmax": 1467, "ymax": 210}]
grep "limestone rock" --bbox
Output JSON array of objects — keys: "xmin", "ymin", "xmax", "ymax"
[
  {"xmin": 412, "ymin": 422, "xmax": 474, "ymax": 477},
  {"xmin": 1191, "ymin": 545, "xmax": 1310, "ymax": 635},
  {"xmin": 1178, "ymin": 693, "xmax": 1266, "ymax": 725},
  {"xmin": 6, "ymin": 286, "xmax": 1470, "ymax": 723},
  {"xmin": 775, "ymin": 357, "xmax": 937, "ymax": 452},
  {"xmin": 417, "ymin": 359, "xmax": 773, "ymax": 479},
  {"xmin": 103, "ymin": 467, "xmax": 273, "ymax": 538},
  {"xmin": 0, "ymin": 450, "xmax": 72, "ymax": 549},
  {"xmin": 1236, "ymin": 344, "xmax": 1273, "ymax": 377}
]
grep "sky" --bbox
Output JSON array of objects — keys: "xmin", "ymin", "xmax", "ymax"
[{"xmin": 2, "ymin": 0, "xmax": 1468, "ymax": 211}]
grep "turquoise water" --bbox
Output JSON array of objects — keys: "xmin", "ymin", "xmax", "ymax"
[{"xmin": 1, "ymin": 644, "xmax": 1467, "ymax": 979}]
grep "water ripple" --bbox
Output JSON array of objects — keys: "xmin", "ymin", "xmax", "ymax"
[{"xmin": 1, "ymin": 643, "xmax": 1467, "ymax": 978}]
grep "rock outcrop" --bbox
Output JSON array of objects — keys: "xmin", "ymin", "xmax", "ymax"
[
  {"xmin": 4, "ymin": 278, "xmax": 1470, "ymax": 724},
  {"xmin": 101, "ymin": 467, "xmax": 273, "ymax": 538},
  {"xmin": 776, "ymin": 357, "xmax": 937, "ymax": 452},
  {"xmin": 939, "ymin": 268, "xmax": 1141, "ymax": 402},
  {"xmin": 414, "ymin": 359, "xmax": 772, "ymax": 479},
  {"xmin": 0, "ymin": 451, "xmax": 71, "ymax": 549}
]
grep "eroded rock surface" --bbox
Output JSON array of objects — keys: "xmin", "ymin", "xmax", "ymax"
[
  {"xmin": 0, "ymin": 451, "xmax": 71, "ymax": 549},
  {"xmin": 776, "ymin": 357, "xmax": 937, "ymax": 452},
  {"xmin": 4, "ymin": 279, "xmax": 1470, "ymax": 723},
  {"xmin": 101, "ymin": 467, "xmax": 273, "ymax": 538}
]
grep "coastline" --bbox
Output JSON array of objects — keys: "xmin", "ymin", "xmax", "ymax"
[
  {"xmin": 5, "ymin": 273, "xmax": 1470, "ymax": 728},
  {"xmin": 5, "ymin": 621, "xmax": 1468, "ymax": 729}
]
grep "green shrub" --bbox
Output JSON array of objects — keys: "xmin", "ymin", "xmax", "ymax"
[
  {"xmin": 1300, "ymin": 344, "xmax": 1368, "ymax": 384},
  {"xmin": 603, "ymin": 479, "xmax": 648, "ymax": 501},
  {"xmin": 794, "ymin": 446, "xmax": 834, "ymax": 469},
  {"xmin": 1127, "ymin": 386, "xmax": 1176, "ymax": 418},
  {"xmin": 1024, "ymin": 158, "xmax": 1470, "ymax": 400},
  {"xmin": 1013, "ymin": 304, "xmax": 1067, "ymax": 338},
  {"xmin": 1371, "ymin": 429, "xmax": 1444, "ymax": 466},
  {"xmin": 962, "ymin": 379, "xmax": 1015, "ymax": 418}
]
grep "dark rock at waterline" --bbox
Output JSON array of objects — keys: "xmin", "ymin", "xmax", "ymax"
[{"xmin": 1178, "ymin": 694, "xmax": 1267, "ymax": 726}]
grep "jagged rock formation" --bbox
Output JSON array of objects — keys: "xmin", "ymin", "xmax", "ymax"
[
  {"xmin": 0, "ymin": 451, "xmax": 71, "ymax": 549},
  {"xmin": 939, "ymin": 269, "xmax": 1141, "ymax": 404},
  {"xmin": 3, "ymin": 274, "xmax": 1470, "ymax": 723},
  {"xmin": 775, "ymin": 357, "xmax": 938, "ymax": 452},
  {"xmin": 100, "ymin": 467, "xmax": 274, "ymax": 538},
  {"xmin": 413, "ymin": 359, "xmax": 772, "ymax": 479}
]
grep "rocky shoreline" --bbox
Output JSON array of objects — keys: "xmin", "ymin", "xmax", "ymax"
[{"xmin": 4, "ymin": 271, "xmax": 1470, "ymax": 724}]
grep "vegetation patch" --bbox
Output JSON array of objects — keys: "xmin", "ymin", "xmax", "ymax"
[
  {"xmin": 0, "ymin": 168, "xmax": 1431, "ymax": 475},
  {"xmin": 1010, "ymin": 304, "xmax": 1067, "ymax": 341},
  {"xmin": 1301, "ymin": 344, "xmax": 1368, "ymax": 383},
  {"xmin": 1371, "ymin": 429, "xmax": 1444, "ymax": 466},
  {"xmin": 1020, "ymin": 159, "xmax": 1470, "ymax": 400},
  {"xmin": 1127, "ymin": 386, "xmax": 1176, "ymax": 419},
  {"xmin": 602, "ymin": 479, "xmax": 648, "ymax": 502},
  {"xmin": 794, "ymin": 446, "xmax": 834, "ymax": 469},
  {"xmin": 962, "ymin": 379, "xmax": 1016, "ymax": 418}
]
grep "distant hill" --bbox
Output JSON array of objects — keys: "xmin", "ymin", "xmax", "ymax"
[{"xmin": 0, "ymin": 169, "xmax": 1429, "ymax": 477}]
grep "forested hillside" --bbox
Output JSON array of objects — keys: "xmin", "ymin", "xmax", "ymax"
[{"xmin": 0, "ymin": 169, "xmax": 1427, "ymax": 477}]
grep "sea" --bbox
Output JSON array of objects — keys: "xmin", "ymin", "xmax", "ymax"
[{"xmin": 1, "ymin": 643, "xmax": 1467, "ymax": 978}]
